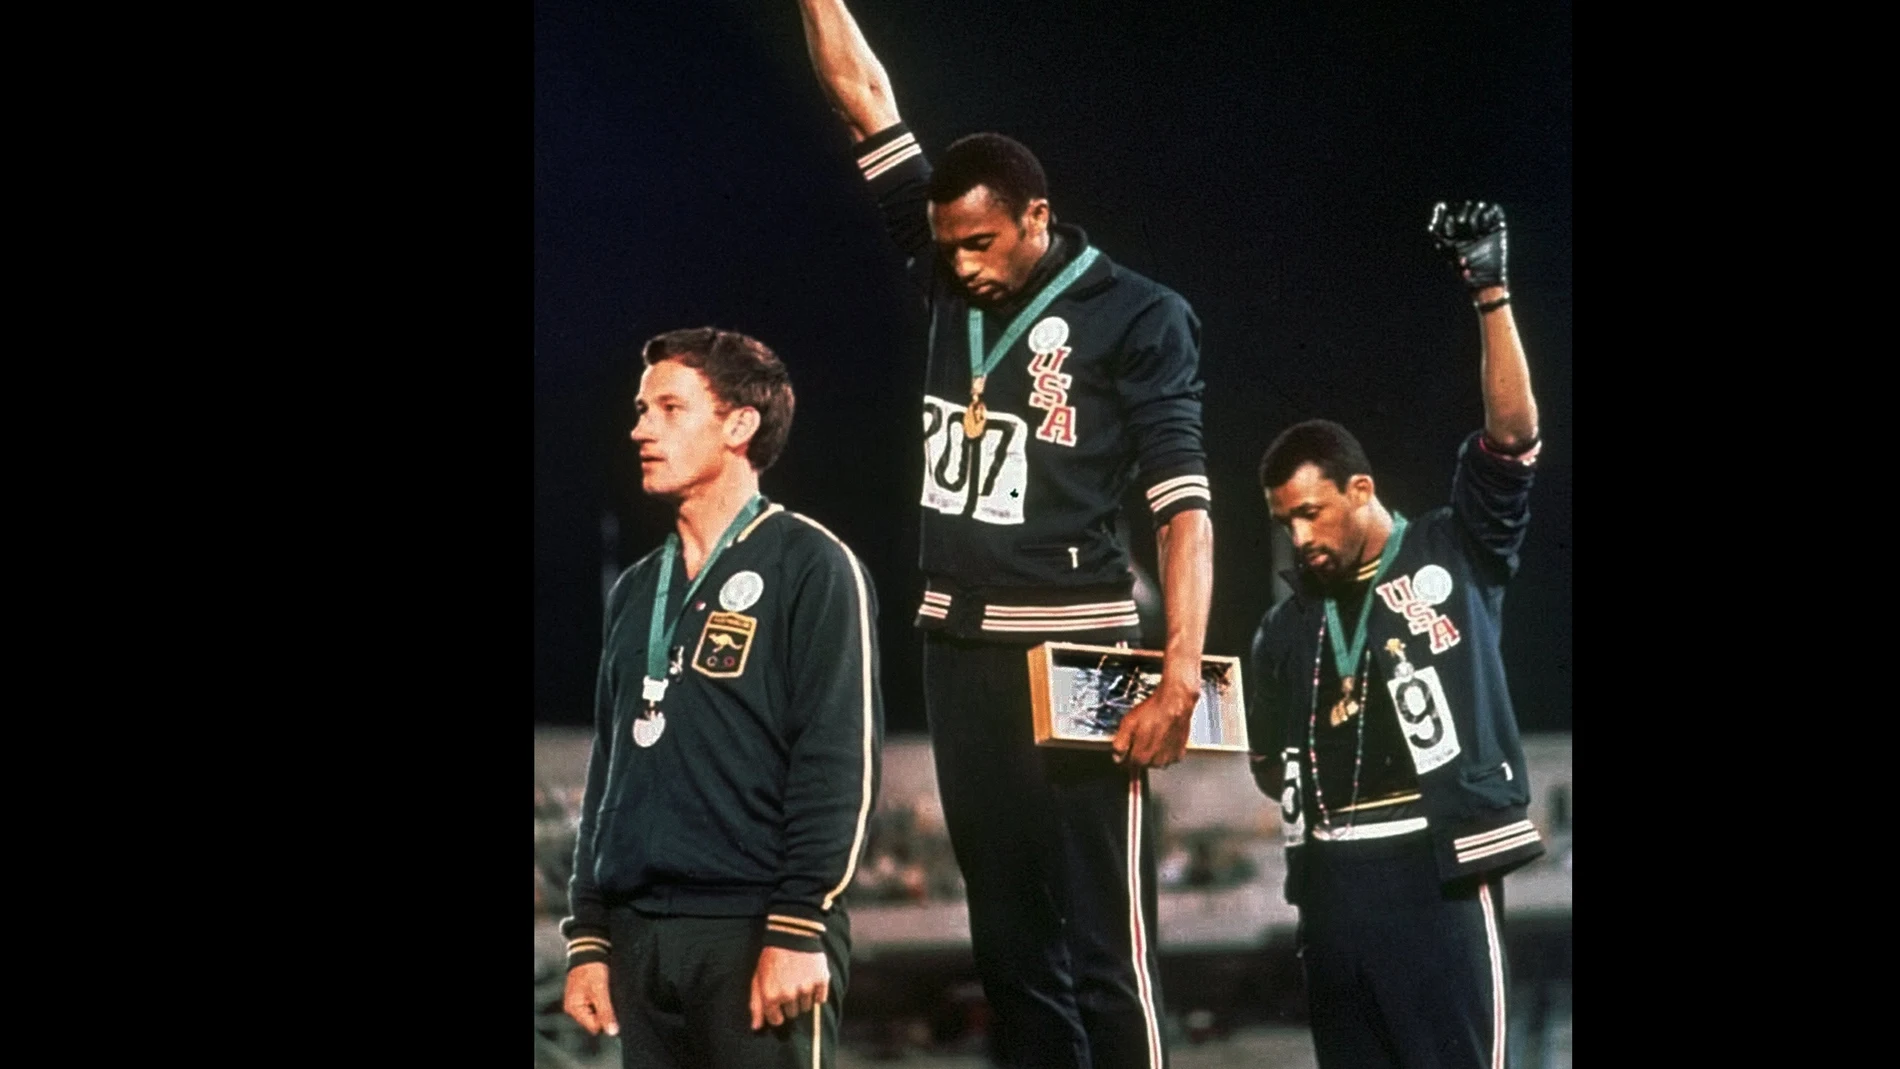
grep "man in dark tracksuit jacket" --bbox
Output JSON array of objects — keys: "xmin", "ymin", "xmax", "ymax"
[
  {"xmin": 799, "ymin": 3, "xmax": 1215, "ymax": 1067},
  {"xmin": 1248, "ymin": 202, "xmax": 1543, "ymax": 1069},
  {"xmin": 563, "ymin": 328, "xmax": 883, "ymax": 1069}
]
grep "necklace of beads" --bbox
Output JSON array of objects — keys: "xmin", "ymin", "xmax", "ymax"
[{"xmin": 1306, "ymin": 615, "xmax": 1370, "ymax": 833}]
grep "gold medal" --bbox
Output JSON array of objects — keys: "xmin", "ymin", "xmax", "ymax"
[
  {"xmin": 962, "ymin": 376, "xmax": 987, "ymax": 437},
  {"xmin": 963, "ymin": 400, "xmax": 987, "ymax": 438},
  {"xmin": 1329, "ymin": 675, "xmax": 1360, "ymax": 727}
]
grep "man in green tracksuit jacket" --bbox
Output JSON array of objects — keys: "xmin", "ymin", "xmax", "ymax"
[{"xmin": 562, "ymin": 327, "xmax": 885, "ymax": 1069}]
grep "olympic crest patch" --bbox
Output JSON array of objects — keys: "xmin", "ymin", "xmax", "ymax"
[
  {"xmin": 1411, "ymin": 564, "xmax": 1454, "ymax": 606},
  {"xmin": 1028, "ymin": 316, "xmax": 1069, "ymax": 354},
  {"xmin": 693, "ymin": 611, "xmax": 757, "ymax": 678},
  {"xmin": 720, "ymin": 570, "xmax": 764, "ymax": 612}
]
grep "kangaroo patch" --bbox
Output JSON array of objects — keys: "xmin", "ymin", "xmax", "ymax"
[{"xmin": 693, "ymin": 612, "xmax": 757, "ymax": 678}]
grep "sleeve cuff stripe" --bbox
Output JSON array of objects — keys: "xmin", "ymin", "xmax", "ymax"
[
  {"xmin": 856, "ymin": 132, "xmax": 917, "ymax": 169},
  {"xmin": 767, "ymin": 923, "xmax": 818, "ymax": 938},
  {"xmin": 863, "ymin": 144, "xmax": 924, "ymax": 181},
  {"xmin": 1478, "ymin": 436, "xmax": 1542, "ymax": 466},
  {"xmin": 986, "ymin": 600, "xmax": 1139, "ymax": 617},
  {"xmin": 766, "ymin": 914, "xmax": 828, "ymax": 934},
  {"xmin": 1149, "ymin": 487, "xmax": 1212, "ymax": 512},
  {"xmin": 1145, "ymin": 474, "xmax": 1210, "ymax": 500},
  {"xmin": 565, "ymin": 938, "xmax": 612, "ymax": 952}
]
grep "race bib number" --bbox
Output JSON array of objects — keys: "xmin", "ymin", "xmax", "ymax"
[
  {"xmin": 920, "ymin": 394, "xmax": 1028, "ymax": 525},
  {"xmin": 1279, "ymin": 748, "xmax": 1305, "ymax": 845},
  {"xmin": 1385, "ymin": 665, "xmax": 1462, "ymax": 774}
]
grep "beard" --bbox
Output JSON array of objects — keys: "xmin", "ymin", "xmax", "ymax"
[
  {"xmin": 959, "ymin": 278, "xmax": 1012, "ymax": 309},
  {"xmin": 1302, "ymin": 545, "xmax": 1365, "ymax": 591}
]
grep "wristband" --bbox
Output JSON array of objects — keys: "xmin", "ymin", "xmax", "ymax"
[{"xmin": 1476, "ymin": 294, "xmax": 1511, "ymax": 315}]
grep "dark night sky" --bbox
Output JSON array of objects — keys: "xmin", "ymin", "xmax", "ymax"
[{"xmin": 534, "ymin": 0, "xmax": 1572, "ymax": 734}]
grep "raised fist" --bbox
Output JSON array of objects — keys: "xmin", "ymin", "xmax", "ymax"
[{"xmin": 1429, "ymin": 201, "xmax": 1508, "ymax": 291}]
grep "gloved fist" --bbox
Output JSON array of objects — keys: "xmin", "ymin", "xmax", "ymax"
[{"xmin": 1429, "ymin": 201, "xmax": 1508, "ymax": 291}]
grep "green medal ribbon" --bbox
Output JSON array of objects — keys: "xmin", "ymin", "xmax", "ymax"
[
  {"xmin": 643, "ymin": 493, "xmax": 767, "ymax": 704},
  {"xmin": 1322, "ymin": 513, "xmax": 1409, "ymax": 680},
  {"xmin": 967, "ymin": 245, "xmax": 1102, "ymax": 384}
]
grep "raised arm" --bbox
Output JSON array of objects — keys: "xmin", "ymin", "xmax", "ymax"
[
  {"xmin": 1429, "ymin": 201, "xmax": 1539, "ymax": 451},
  {"xmin": 798, "ymin": 0, "xmax": 904, "ymax": 142},
  {"xmin": 1432, "ymin": 200, "xmax": 1542, "ymax": 573}
]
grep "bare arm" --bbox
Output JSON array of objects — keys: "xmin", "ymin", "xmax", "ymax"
[
  {"xmin": 1429, "ymin": 201, "xmax": 1538, "ymax": 451},
  {"xmin": 798, "ymin": 0, "xmax": 903, "ymax": 141},
  {"xmin": 1473, "ymin": 285, "xmax": 1538, "ymax": 451},
  {"xmin": 1112, "ymin": 509, "xmax": 1214, "ymax": 771}
]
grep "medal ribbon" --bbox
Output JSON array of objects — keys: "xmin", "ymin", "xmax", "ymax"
[
  {"xmin": 1321, "ymin": 513, "xmax": 1409, "ymax": 682},
  {"xmin": 967, "ymin": 245, "xmax": 1102, "ymax": 386},
  {"xmin": 645, "ymin": 493, "xmax": 767, "ymax": 691}
]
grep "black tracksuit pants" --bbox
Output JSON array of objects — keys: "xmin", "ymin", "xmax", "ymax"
[
  {"xmin": 923, "ymin": 632, "xmax": 1166, "ymax": 1069},
  {"xmin": 605, "ymin": 907, "xmax": 851, "ymax": 1069},
  {"xmin": 1298, "ymin": 833, "xmax": 1510, "ymax": 1069}
]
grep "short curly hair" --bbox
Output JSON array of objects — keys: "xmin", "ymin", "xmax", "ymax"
[
  {"xmin": 1258, "ymin": 419, "xmax": 1373, "ymax": 493},
  {"xmin": 640, "ymin": 327, "xmax": 795, "ymax": 472},
  {"xmin": 927, "ymin": 132, "xmax": 1049, "ymax": 219}
]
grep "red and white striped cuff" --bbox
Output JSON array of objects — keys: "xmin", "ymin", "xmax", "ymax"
[
  {"xmin": 917, "ymin": 589, "xmax": 951, "ymax": 621},
  {"xmin": 1477, "ymin": 435, "xmax": 1542, "ymax": 467},
  {"xmin": 1145, "ymin": 474, "xmax": 1211, "ymax": 516},
  {"xmin": 1454, "ymin": 820, "xmax": 1542, "ymax": 865},
  {"xmin": 980, "ymin": 599, "xmax": 1141, "ymax": 634},
  {"xmin": 857, "ymin": 131, "xmax": 922, "ymax": 182}
]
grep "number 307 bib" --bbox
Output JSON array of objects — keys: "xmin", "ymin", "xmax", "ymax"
[{"xmin": 919, "ymin": 394, "xmax": 1028, "ymax": 525}]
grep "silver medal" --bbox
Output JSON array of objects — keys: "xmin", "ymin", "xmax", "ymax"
[{"xmin": 632, "ymin": 709, "xmax": 666, "ymax": 748}]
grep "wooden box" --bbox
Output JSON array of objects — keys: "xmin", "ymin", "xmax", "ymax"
[{"xmin": 1026, "ymin": 642, "xmax": 1248, "ymax": 753}]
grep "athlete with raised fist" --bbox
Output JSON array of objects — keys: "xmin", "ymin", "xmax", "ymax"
[
  {"xmin": 1247, "ymin": 200, "xmax": 1544, "ymax": 1069},
  {"xmin": 797, "ymin": 1, "xmax": 1216, "ymax": 1066}
]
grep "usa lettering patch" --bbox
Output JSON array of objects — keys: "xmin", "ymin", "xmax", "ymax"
[
  {"xmin": 1375, "ymin": 569, "xmax": 1463, "ymax": 653},
  {"xmin": 1025, "ymin": 318, "xmax": 1078, "ymax": 447},
  {"xmin": 1026, "ymin": 347, "xmax": 1078, "ymax": 445}
]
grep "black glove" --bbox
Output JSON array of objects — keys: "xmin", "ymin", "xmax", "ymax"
[{"xmin": 1429, "ymin": 200, "xmax": 1508, "ymax": 291}]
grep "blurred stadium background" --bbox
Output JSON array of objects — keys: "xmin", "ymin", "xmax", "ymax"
[
  {"xmin": 535, "ymin": 4, "xmax": 1572, "ymax": 1063},
  {"xmin": 534, "ymin": 730, "xmax": 1570, "ymax": 1068}
]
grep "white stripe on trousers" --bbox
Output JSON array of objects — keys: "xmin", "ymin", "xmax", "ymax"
[
  {"xmin": 1126, "ymin": 777, "xmax": 1163, "ymax": 1069},
  {"xmin": 1479, "ymin": 882, "xmax": 1506, "ymax": 1069}
]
